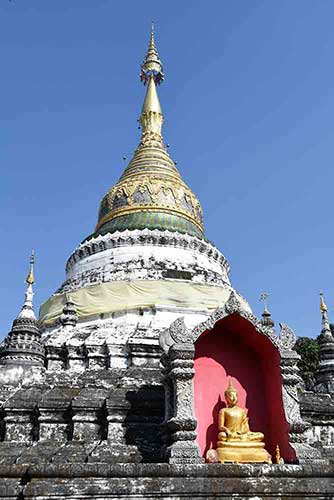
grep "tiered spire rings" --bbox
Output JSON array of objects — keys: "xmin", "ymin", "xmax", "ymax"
[
  {"xmin": 95, "ymin": 25, "xmax": 204, "ymax": 239},
  {"xmin": 140, "ymin": 23, "xmax": 164, "ymax": 85},
  {"xmin": 315, "ymin": 293, "xmax": 334, "ymax": 392},
  {"xmin": 0, "ymin": 251, "xmax": 45, "ymax": 369}
]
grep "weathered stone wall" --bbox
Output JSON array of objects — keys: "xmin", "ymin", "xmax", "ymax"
[
  {"xmin": 0, "ymin": 368, "xmax": 165, "ymax": 466},
  {"xmin": 0, "ymin": 463, "xmax": 333, "ymax": 499},
  {"xmin": 301, "ymin": 390, "xmax": 334, "ymax": 460},
  {"xmin": 0, "ymin": 363, "xmax": 333, "ymax": 470}
]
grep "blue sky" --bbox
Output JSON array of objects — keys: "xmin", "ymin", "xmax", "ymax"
[{"xmin": 1, "ymin": 0, "xmax": 333, "ymax": 339}]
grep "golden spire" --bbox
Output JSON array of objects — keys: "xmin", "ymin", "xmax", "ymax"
[
  {"xmin": 139, "ymin": 23, "xmax": 164, "ymax": 140},
  {"xmin": 320, "ymin": 292, "xmax": 327, "ymax": 313},
  {"xmin": 95, "ymin": 25, "xmax": 204, "ymax": 239},
  {"xmin": 320, "ymin": 292, "xmax": 331, "ymax": 335},
  {"xmin": 141, "ymin": 75, "xmax": 162, "ymax": 114},
  {"xmin": 26, "ymin": 250, "xmax": 35, "ymax": 285},
  {"xmin": 17, "ymin": 251, "xmax": 36, "ymax": 320},
  {"xmin": 138, "ymin": 75, "xmax": 164, "ymax": 146}
]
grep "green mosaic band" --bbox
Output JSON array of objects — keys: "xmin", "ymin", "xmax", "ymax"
[{"xmin": 94, "ymin": 211, "xmax": 203, "ymax": 239}]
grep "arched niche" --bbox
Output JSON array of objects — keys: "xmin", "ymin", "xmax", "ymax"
[{"xmin": 194, "ymin": 313, "xmax": 296, "ymax": 462}]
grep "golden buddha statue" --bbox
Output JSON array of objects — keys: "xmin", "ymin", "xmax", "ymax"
[{"xmin": 216, "ymin": 379, "xmax": 271, "ymax": 464}]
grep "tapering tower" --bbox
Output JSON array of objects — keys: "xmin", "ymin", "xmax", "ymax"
[
  {"xmin": 314, "ymin": 293, "xmax": 334, "ymax": 393},
  {"xmin": 39, "ymin": 26, "xmax": 251, "ymax": 371},
  {"xmin": 95, "ymin": 24, "xmax": 203, "ymax": 239},
  {"xmin": 0, "ymin": 252, "xmax": 45, "ymax": 382}
]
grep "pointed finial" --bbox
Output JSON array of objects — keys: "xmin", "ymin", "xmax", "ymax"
[
  {"xmin": 17, "ymin": 251, "xmax": 36, "ymax": 320},
  {"xmin": 275, "ymin": 444, "xmax": 281, "ymax": 464},
  {"xmin": 320, "ymin": 292, "xmax": 331, "ymax": 336},
  {"xmin": 26, "ymin": 250, "xmax": 35, "ymax": 285},
  {"xmin": 320, "ymin": 292, "xmax": 327, "ymax": 313},
  {"xmin": 260, "ymin": 291, "xmax": 275, "ymax": 327},
  {"xmin": 260, "ymin": 291, "xmax": 269, "ymax": 310},
  {"xmin": 140, "ymin": 22, "xmax": 164, "ymax": 85}
]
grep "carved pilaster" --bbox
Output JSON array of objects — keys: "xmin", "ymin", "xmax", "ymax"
[
  {"xmin": 160, "ymin": 354, "xmax": 173, "ymax": 458},
  {"xmin": 87, "ymin": 392, "xmax": 142, "ymax": 464},
  {"xmin": 128, "ymin": 338, "xmax": 162, "ymax": 368},
  {"xmin": 67, "ymin": 345, "xmax": 87, "ymax": 371},
  {"xmin": 100, "ymin": 392, "xmax": 143, "ymax": 462},
  {"xmin": 4, "ymin": 408, "xmax": 36, "ymax": 442},
  {"xmin": 38, "ymin": 387, "xmax": 80, "ymax": 442},
  {"xmin": 86, "ymin": 344, "xmax": 108, "ymax": 370},
  {"xmin": 45, "ymin": 345, "xmax": 67, "ymax": 371},
  {"xmin": 3, "ymin": 389, "xmax": 42, "ymax": 442},
  {"xmin": 72, "ymin": 409, "xmax": 100, "ymax": 441},
  {"xmin": 165, "ymin": 344, "xmax": 203, "ymax": 464},
  {"xmin": 105, "ymin": 391, "xmax": 130, "ymax": 444},
  {"xmin": 38, "ymin": 394, "xmax": 72, "ymax": 442},
  {"xmin": 71, "ymin": 405, "xmax": 102, "ymax": 441},
  {"xmin": 38, "ymin": 408, "xmax": 70, "ymax": 442},
  {"xmin": 71, "ymin": 389, "xmax": 107, "ymax": 441},
  {"xmin": 280, "ymin": 349, "xmax": 323, "ymax": 462},
  {"xmin": 107, "ymin": 344, "xmax": 129, "ymax": 369}
]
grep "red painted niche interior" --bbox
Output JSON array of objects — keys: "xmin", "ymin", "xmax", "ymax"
[{"xmin": 194, "ymin": 313, "xmax": 296, "ymax": 462}]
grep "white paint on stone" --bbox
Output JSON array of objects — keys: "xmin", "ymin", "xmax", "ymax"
[
  {"xmin": 306, "ymin": 424, "xmax": 334, "ymax": 446},
  {"xmin": 41, "ymin": 229, "xmax": 252, "ymax": 371},
  {"xmin": 0, "ymin": 365, "xmax": 45, "ymax": 386},
  {"xmin": 59, "ymin": 229, "xmax": 230, "ymax": 293}
]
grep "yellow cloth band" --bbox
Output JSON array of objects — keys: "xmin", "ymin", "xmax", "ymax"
[{"xmin": 39, "ymin": 280, "xmax": 231, "ymax": 325}]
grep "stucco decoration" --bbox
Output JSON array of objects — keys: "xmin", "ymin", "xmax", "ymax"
[
  {"xmin": 278, "ymin": 323, "xmax": 297, "ymax": 350},
  {"xmin": 280, "ymin": 349, "xmax": 323, "ymax": 462},
  {"xmin": 160, "ymin": 291, "xmax": 283, "ymax": 352},
  {"xmin": 161, "ymin": 292, "xmax": 300, "ymax": 355},
  {"xmin": 160, "ymin": 317, "xmax": 194, "ymax": 353},
  {"xmin": 192, "ymin": 292, "xmax": 281, "ymax": 348},
  {"xmin": 162, "ymin": 344, "xmax": 203, "ymax": 464},
  {"xmin": 65, "ymin": 229, "xmax": 229, "ymax": 280},
  {"xmin": 160, "ymin": 290, "xmax": 324, "ymax": 464}
]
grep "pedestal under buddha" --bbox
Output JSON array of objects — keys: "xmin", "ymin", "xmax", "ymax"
[{"xmin": 216, "ymin": 379, "xmax": 271, "ymax": 464}]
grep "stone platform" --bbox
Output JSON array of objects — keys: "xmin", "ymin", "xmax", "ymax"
[{"xmin": 1, "ymin": 463, "xmax": 333, "ymax": 499}]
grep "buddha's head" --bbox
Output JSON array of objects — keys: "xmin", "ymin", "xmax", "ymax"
[{"xmin": 224, "ymin": 379, "xmax": 238, "ymax": 407}]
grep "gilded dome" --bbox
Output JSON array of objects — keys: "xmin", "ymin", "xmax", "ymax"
[{"xmin": 94, "ymin": 28, "xmax": 204, "ymax": 240}]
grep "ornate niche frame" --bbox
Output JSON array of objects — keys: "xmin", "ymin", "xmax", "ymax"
[{"xmin": 159, "ymin": 291, "xmax": 322, "ymax": 464}]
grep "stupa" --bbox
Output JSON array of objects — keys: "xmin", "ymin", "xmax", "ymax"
[
  {"xmin": 0, "ymin": 26, "xmax": 333, "ymax": 499},
  {"xmin": 38, "ymin": 23, "xmax": 246, "ymax": 374}
]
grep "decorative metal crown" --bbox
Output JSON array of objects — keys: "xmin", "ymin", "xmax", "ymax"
[{"xmin": 140, "ymin": 23, "xmax": 164, "ymax": 85}]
